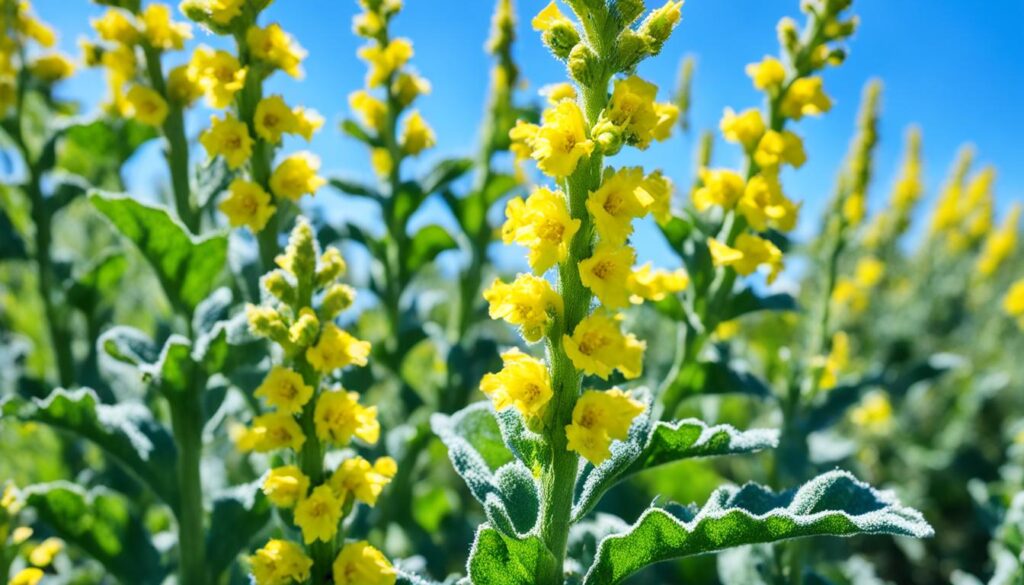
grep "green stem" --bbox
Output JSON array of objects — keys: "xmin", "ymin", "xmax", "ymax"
[{"xmin": 169, "ymin": 385, "xmax": 207, "ymax": 585}]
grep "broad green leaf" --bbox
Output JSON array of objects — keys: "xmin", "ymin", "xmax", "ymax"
[
  {"xmin": 25, "ymin": 482, "xmax": 164, "ymax": 584},
  {"xmin": 467, "ymin": 526, "xmax": 555, "ymax": 585},
  {"xmin": 2, "ymin": 388, "xmax": 179, "ymax": 509},
  {"xmin": 432, "ymin": 402, "xmax": 513, "ymax": 472},
  {"xmin": 481, "ymin": 173, "xmax": 519, "ymax": 208},
  {"xmin": 329, "ymin": 176, "xmax": 382, "ymax": 200},
  {"xmin": 658, "ymin": 216, "xmax": 693, "ymax": 253},
  {"xmin": 407, "ymin": 225, "xmax": 457, "ymax": 275},
  {"xmin": 45, "ymin": 173, "xmax": 90, "ymax": 216},
  {"xmin": 99, "ymin": 326, "xmax": 161, "ymax": 367},
  {"xmin": 582, "ymin": 470, "xmax": 934, "ymax": 585},
  {"xmin": 206, "ymin": 481, "xmax": 271, "ymax": 583},
  {"xmin": 721, "ymin": 287, "xmax": 798, "ymax": 321},
  {"xmin": 0, "ymin": 205, "xmax": 28, "ymax": 260},
  {"xmin": 393, "ymin": 181, "xmax": 427, "ymax": 228},
  {"xmin": 494, "ymin": 407, "xmax": 547, "ymax": 472},
  {"xmin": 340, "ymin": 119, "xmax": 376, "ymax": 145},
  {"xmin": 485, "ymin": 462, "xmax": 540, "ymax": 537},
  {"xmin": 91, "ymin": 192, "xmax": 227, "ymax": 314},
  {"xmin": 64, "ymin": 249, "xmax": 128, "ymax": 314},
  {"xmin": 420, "ymin": 157, "xmax": 473, "ymax": 195},
  {"xmin": 59, "ymin": 116, "xmax": 157, "ymax": 188},
  {"xmin": 573, "ymin": 414, "xmax": 778, "ymax": 522}
]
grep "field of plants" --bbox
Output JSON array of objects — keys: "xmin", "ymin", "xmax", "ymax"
[{"xmin": 1, "ymin": 0, "xmax": 1022, "ymax": 584}]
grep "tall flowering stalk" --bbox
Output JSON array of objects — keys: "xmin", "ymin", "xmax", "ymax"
[
  {"xmin": 241, "ymin": 219, "xmax": 395, "ymax": 585},
  {"xmin": 180, "ymin": 0, "xmax": 325, "ymax": 269}
]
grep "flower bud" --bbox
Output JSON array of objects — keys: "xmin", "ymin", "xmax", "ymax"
[
  {"xmin": 247, "ymin": 304, "xmax": 288, "ymax": 342},
  {"xmin": 288, "ymin": 308, "xmax": 320, "ymax": 346},
  {"xmin": 614, "ymin": 29, "xmax": 648, "ymax": 72},
  {"xmin": 263, "ymin": 271, "xmax": 296, "ymax": 305},
  {"xmin": 639, "ymin": 0, "xmax": 683, "ymax": 55},
  {"xmin": 777, "ymin": 17, "xmax": 800, "ymax": 54},
  {"xmin": 592, "ymin": 117, "xmax": 624, "ymax": 156},
  {"xmin": 277, "ymin": 219, "xmax": 318, "ymax": 283},
  {"xmin": 541, "ymin": 21, "xmax": 581, "ymax": 61},
  {"xmin": 316, "ymin": 246, "xmax": 347, "ymax": 287},
  {"xmin": 568, "ymin": 43, "xmax": 599, "ymax": 87},
  {"xmin": 320, "ymin": 284, "xmax": 357, "ymax": 320}
]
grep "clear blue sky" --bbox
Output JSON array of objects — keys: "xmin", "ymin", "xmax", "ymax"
[{"xmin": 39, "ymin": 0, "xmax": 1024, "ymax": 272}]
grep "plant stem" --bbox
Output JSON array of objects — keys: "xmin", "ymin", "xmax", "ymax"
[{"xmin": 169, "ymin": 382, "xmax": 207, "ymax": 585}]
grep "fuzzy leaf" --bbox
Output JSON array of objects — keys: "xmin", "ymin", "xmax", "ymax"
[
  {"xmin": 573, "ymin": 416, "xmax": 778, "ymax": 521},
  {"xmin": 582, "ymin": 470, "xmax": 934, "ymax": 585},
  {"xmin": 494, "ymin": 407, "xmax": 547, "ymax": 471},
  {"xmin": 206, "ymin": 481, "xmax": 271, "ymax": 583},
  {"xmin": 467, "ymin": 526, "xmax": 555, "ymax": 585},
  {"xmin": 100, "ymin": 326, "xmax": 162, "ymax": 367},
  {"xmin": 91, "ymin": 192, "xmax": 227, "ymax": 313},
  {"xmin": 431, "ymin": 402, "xmax": 513, "ymax": 473},
  {"xmin": 64, "ymin": 249, "xmax": 128, "ymax": 314},
  {"xmin": 24, "ymin": 482, "xmax": 164, "ymax": 584},
  {"xmin": 2, "ymin": 388, "xmax": 179, "ymax": 510}
]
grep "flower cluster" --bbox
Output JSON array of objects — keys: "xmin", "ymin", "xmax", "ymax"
[
  {"xmin": 862, "ymin": 128, "xmax": 924, "ymax": 250},
  {"xmin": 702, "ymin": 0, "xmax": 858, "ymax": 282},
  {"xmin": 348, "ymin": 0, "xmax": 435, "ymax": 180},
  {"xmin": 483, "ymin": 0, "xmax": 690, "ymax": 466},
  {"xmin": 241, "ymin": 220, "xmax": 395, "ymax": 585},
  {"xmin": 928, "ymin": 147, "xmax": 996, "ymax": 254},
  {"xmin": 0, "ymin": 0, "xmax": 73, "ymax": 116},
  {"xmin": 1, "ymin": 484, "xmax": 65, "ymax": 585}
]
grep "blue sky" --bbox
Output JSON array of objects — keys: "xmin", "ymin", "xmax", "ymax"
[{"xmin": 38, "ymin": 0, "xmax": 1024, "ymax": 273}]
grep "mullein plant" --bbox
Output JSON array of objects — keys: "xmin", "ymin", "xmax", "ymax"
[
  {"xmin": 429, "ymin": 1, "xmax": 932, "ymax": 584},
  {"xmin": 239, "ymin": 219, "xmax": 396, "ymax": 585}
]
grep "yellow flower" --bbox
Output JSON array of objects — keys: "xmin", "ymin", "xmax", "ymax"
[
  {"xmin": 313, "ymin": 390, "xmax": 380, "ymax": 445},
  {"xmin": 353, "ymin": 10, "xmax": 384, "ymax": 38},
  {"xmin": 250, "ymin": 539, "xmax": 312, "ymax": 585},
  {"xmin": 100, "ymin": 43, "xmax": 136, "ymax": 78},
  {"xmin": 738, "ymin": 172, "xmax": 800, "ymax": 232},
  {"xmin": 708, "ymin": 234, "xmax": 784, "ymax": 283},
  {"xmin": 124, "ymin": 84, "xmax": 168, "ymax": 127},
  {"xmin": 371, "ymin": 147, "xmax": 393, "ymax": 178},
  {"xmin": 270, "ymin": 152, "xmax": 326, "ymax": 201},
  {"xmin": 563, "ymin": 311, "xmax": 645, "ymax": 380},
  {"xmin": 746, "ymin": 56, "xmax": 786, "ymax": 90},
  {"xmin": 92, "ymin": 9, "xmax": 139, "ymax": 45},
  {"xmin": 29, "ymin": 53, "xmax": 75, "ymax": 83},
  {"xmin": 850, "ymin": 392, "xmax": 893, "ymax": 435},
  {"xmin": 187, "ymin": 46, "xmax": 247, "ymax": 109},
  {"xmin": 628, "ymin": 263, "xmax": 689, "ymax": 303},
  {"xmin": 754, "ymin": 130, "xmax": 806, "ymax": 169},
  {"xmin": 358, "ymin": 38, "xmax": 414, "ymax": 87},
  {"xmin": 181, "ymin": 0, "xmax": 246, "ymax": 26},
  {"xmin": 579, "ymin": 243, "xmax": 636, "ymax": 309},
  {"xmin": 247, "ymin": 23, "xmax": 306, "ymax": 78},
  {"xmin": 566, "ymin": 388, "xmax": 645, "ymax": 465},
  {"xmin": 200, "ymin": 114, "xmax": 253, "ymax": 169},
  {"xmin": 854, "ymin": 257, "xmax": 885, "ymax": 288},
  {"xmin": 503, "ymin": 187, "xmax": 581, "ymax": 273},
  {"xmin": 586, "ymin": 167, "xmax": 650, "ymax": 246},
  {"xmin": 330, "ymin": 456, "xmax": 397, "ymax": 506},
  {"xmin": 831, "ymin": 278, "xmax": 867, "ymax": 315},
  {"xmin": 640, "ymin": 171, "xmax": 674, "ymax": 224},
  {"xmin": 652, "ymin": 102, "xmax": 679, "ymax": 142},
  {"xmin": 780, "ymin": 76, "xmax": 832, "ymax": 120},
  {"xmin": 333, "ymin": 541, "xmax": 396, "ymax": 585},
  {"xmin": 289, "ymin": 308, "xmax": 320, "ymax": 346},
  {"xmin": 605, "ymin": 76, "xmax": 663, "ymax": 149},
  {"xmin": 21, "ymin": 15, "xmax": 56, "ymax": 48},
  {"xmin": 531, "ymin": 1, "xmax": 572, "ymax": 31},
  {"xmin": 483, "ymin": 274, "xmax": 563, "ymax": 343},
  {"xmin": 720, "ymin": 107, "xmax": 765, "ymax": 151},
  {"xmin": 246, "ymin": 411, "xmax": 306, "ymax": 453},
  {"xmin": 818, "ymin": 331, "xmax": 850, "ymax": 391},
  {"xmin": 480, "ymin": 348, "xmax": 553, "ymax": 418},
  {"xmin": 261, "ymin": 466, "xmax": 309, "ymax": 509},
  {"xmin": 141, "ymin": 4, "xmax": 191, "ymax": 51},
  {"xmin": 392, "ymin": 72, "xmax": 431, "ymax": 107},
  {"xmin": 693, "ymin": 168, "xmax": 745, "ymax": 212},
  {"xmin": 1, "ymin": 484, "xmax": 21, "ymax": 514},
  {"xmin": 10, "ymin": 569, "xmax": 43, "ymax": 585},
  {"xmin": 167, "ymin": 64, "xmax": 201, "ymax": 106},
  {"xmin": 512, "ymin": 100, "xmax": 594, "ymax": 178},
  {"xmin": 28, "ymin": 537, "xmax": 63, "ymax": 567},
  {"xmin": 219, "ymin": 178, "xmax": 275, "ymax": 233},
  {"xmin": 12, "ymin": 527, "xmax": 33, "ymax": 545},
  {"xmin": 294, "ymin": 485, "xmax": 343, "ymax": 544},
  {"xmin": 255, "ymin": 95, "xmax": 298, "ymax": 144},
  {"xmin": 977, "ymin": 204, "xmax": 1020, "ymax": 277},
  {"xmin": 349, "ymin": 90, "xmax": 387, "ymax": 132},
  {"xmin": 293, "ymin": 106, "xmax": 325, "ymax": 141},
  {"xmin": 306, "ymin": 323, "xmax": 371, "ymax": 373},
  {"xmin": 1004, "ymin": 279, "xmax": 1024, "ymax": 326},
  {"xmin": 540, "ymin": 82, "xmax": 577, "ymax": 105},
  {"xmin": 400, "ymin": 110, "xmax": 436, "ymax": 155},
  {"xmin": 715, "ymin": 320, "xmax": 740, "ymax": 340},
  {"xmin": 255, "ymin": 366, "xmax": 313, "ymax": 414}
]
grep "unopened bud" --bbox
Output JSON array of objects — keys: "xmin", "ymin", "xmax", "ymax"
[
  {"xmin": 288, "ymin": 308, "xmax": 320, "ymax": 346},
  {"xmin": 568, "ymin": 43, "xmax": 599, "ymax": 87},
  {"xmin": 247, "ymin": 304, "xmax": 288, "ymax": 342},
  {"xmin": 316, "ymin": 246, "xmax": 347, "ymax": 287},
  {"xmin": 263, "ymin": 271, "xmax": 296, "ymax": 305},
  {"xmin": 542, "ymin": 21, "xmax": 580, "ymax": 60},
  {"xmin": 592, "ymin": 117, "xmax": 624, "ymax": 156},
  {"xmin": 614, "ymin": 29, "xmax": 648, "ymax": 72},
  {"xmin": 777, "ymin": 17, "xmax": 800, "ymax": 54},
  {"xmin": 639, "ymin": 0, "xmax": 683, "ymax": 55},
  {"xmin": 277, "ymin": 218, "xmax": 318, "ymax": 283},
  {"xmin": 320, "ymin": 284, "xmax": 357, "ymax": 320}
]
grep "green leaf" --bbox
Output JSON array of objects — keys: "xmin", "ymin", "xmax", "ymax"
[
  {"xmin": 658, "ymin": 216, "xmax": 693, "ymax": 253},
  {"xmin": 407, "ymin": 224, "xmax": 457, "ymax": 275},
  {"xmin": 206, "ymin": 481, "xmax": 271, "ymax": 583},
  {"xmin": 2, "ymin": 388, "xmax": 180, "ymax": 510},
  {"xmin": 0, "ymin": 205, "xmax": 28, "ymax": 260},
  {"xmin": 420, "ymin": 157, "xmax": 473, "ymax": 195},
  {"xmin": 722, "ymin": 287, "xmax": 798, "ymax": 321},
  {"xmin": 24, "ymin": 482, "xmax": 164, "ymax": 584},
  {"xmin": 59, "ymin": 116, "xmax": 157, "ymax": 187},
  {"xmin": 582, "ymin": 470, "xmax": 934, "ymax": 585},
  {"xmin": 99, "ymin": 326, "xmax": 161, "ymax": 367},
  {"xmin": 340, "ymin": 119, "xmax": 376, "ymax": 145},
  {"xmin": 432, "ymin": 402, "xmax": 513, "ymax": 472},
  {"xmin": 481, "ymin": 173, "xmax": 520, "ymax": 208},
  {"xmin": 573, "ymin": 414, "xmax": 778, "ymax": 522},
  {"xmin": 329, "ymin": 176, "xmax": 383, "ymax": 200},
  {"xmin": 46, "ymin": 173, "xmax": 91, "ymax": 216},
  {"xmin": 467, "ymin": 526, "xmax": 555, "ymax": 585},
  {"xmin": 64, "ymin": 250, "xmax": 128, "ymax": 314},
  {"xmin": 91, "ymin": 192, "xmax": 227, "ymax": 314},
  {"xmin": 494, "ymin": 407, "xmax": 547, "ymax": 472}
]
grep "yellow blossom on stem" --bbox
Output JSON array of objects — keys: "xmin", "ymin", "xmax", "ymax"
[
  {"xmin": 358, "ymin": 38, "xmax": 413, "ymax": 87},
  {"xmin": 329, "ymin": 456, "xmax": 397, "ymax": 506},
  {"xmin": 708, "ymin": 233, "xmax": 784, "ymax": 283},
  {"xmin": 586, "ymin": 167, "xmax": 651, "ymax": 245},
  {"xmin": 540, "ymin": 82, "xmax": 577, "ymax": 105},
  {"xmin": 392, "ymin": 72, "xmax": 431, "ymax": 107},
  {"xmin": 219, "ymin": 178, "xmax": 275, "ymax": 233},
  {"xmin": 579, "ymin": 243, "xmax": 636, "ymax": 309},
  {"xmin": 720, "ymin": 107, "xmax": 765, "ymax": 151},
  {"xmin": 746, "ymin": 55, "xmax": 786, "ymax": 90},
  {"xmin": 754, "ymin": 130, "xmax": 806, "ymax": 169},
  {"xmin": 247, "ymin": 23, "xmax": 306, "ymax": 78},
  {"xmin": 200, "ymin": 114, "xmax": 253, "ymax": 169},
  {"xmin": 254, "ymin": 366, "xmax": 313, "ymax": 414},
  {"xmin": 28, "ymin": 537, "xmax": 63, "ymax": 568},
  {"xmin": 1004, "ymin": 279, "xmax": 1024, "ymax": 328},
  {"xmin": 531, "ymin": 1, "xmax": 573, "ymax": 31},
  {"xmin": 349, "ymin": 90, "xmax": 387, "ymax": 132},
  {"xmin": 293, "ymin": 485, "xmax": 343, "ymax": 544},
  {"xmin": 400, "ymin": 110, "xmax": 436, "ymax": 155},
  {"xmin": 818, "ymin": 331, "xmax": 850, "ymax": 390},
  {"xmin": 480, "ymin": 348, "xmax": 554, "ymax": 418},
  {"xmin": 270, "ymin": 152, "xmax": 326, "ymax": 201},
  {"xmin": 565, "ymin": 388, "xmax": 645, "ymax": 465},
  {"xmin": 563, "ymin": 311, "xmax": 645, "ymax": 380},
  {"xmin": 306, "ymin": 323, "xmax": 371, "ymax": 373},
  {"xmin": 124, "ymin": 84, "xmax": 168, "ymax": 127},
  {"xmin": 92, "ymin": 9, "xmax": 139, "ymax": 45},
  {"xmin": 29, "ymin": 53, "xmax": 75, "ymax": 83},
  {"xmin": 187, "ymin": 46, "xmax": 247, "ymax": 109},
  {"xmin": 511, "ymin": 100, "xmax": 594, "ymax": 178},
  {"xmin": 977, "ymin": 204, "xmax": 1020, "ymax": 277},
  {"xmin": 293, "ymin": 106, "xmax": 325, "ymax": 141},
  {"xmin": 167, "ymin": 64, "xmax": 201, "ymax": 106},
  {"xmin": 627, "ymin": 263, "xmax": 689, "ymax": 303},
  {"xmin": 261, "ymin": 465, "xmax": 310, "ymax": 509},
  {"xmin": 371, "ymin": 147, "xmax": 393, "ymax": 178},
  {"xmin": 483, "ymin": 274, "xmax": 563, "ymax": 343},
  {"xmin": 504, "ymin": 187, "xmax": 581, "ymax": 273},
  {"xmin": 738, "ymin": 172, "xmax": 800, "ymax": 232},
  {"xmin": 333, "ymin": 541, "xmax": 396, "ymax": 585},
  {"xmin": 247, "ymin": 411, "xmax": 306, "ymax": 453},
  {"xmin": 141, "ymin": 4, "xmax": 191, "ymax": 51},
  {"xmin": 255, "ymin": 95, "xmax": 299, "ymax": 144},
  {"xmin": 250, "ymin": 539, "xmax": 312, "ymax": 585},
  {"xmin": 693, "ymin": 168, "xmax": 745, "ymax": 212},
  {"xmin": 313, "ymin": 390, "xmax": 380, "ymax": 445},
  {"xmin": 605, "ymin": 75, "xmax": 666, "ymax": 149},
  {"xmin": 780, "ymin": 76, "xmax": 832, "ymax": 120},
  {"xmin": 854, "ymin": 257, "xmax": 885, "ymax": 288},
  {"xmin": 850, "ymin": 391, "xmax": 893, "ymax": 435},
  {"xmin": 10, "ymin": 569, "xmax": 43, "ymax": 585},
  {"xmin": 640, "ymin": 171, "xmax": 674, "ymax": 224}
]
